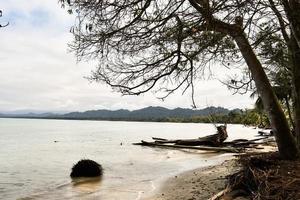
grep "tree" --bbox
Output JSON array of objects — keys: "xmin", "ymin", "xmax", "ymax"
[
  {"xmin": 61, "ymin": 0, "xmax": 299, "ymax": 159},
  {"xmin": 249, "ymin": 69, "xmax": 295, "ymax": 129},
  {"xmin": 267, "ymin": 0, "xmax": 300, "ymax": 147},
  {"xmin": 284, "ymin": 0, "xmax": 300, "ymax": 147},
  {"xmin": 0, "ymin": 10, "xmax": 9, "ymax": 28}
]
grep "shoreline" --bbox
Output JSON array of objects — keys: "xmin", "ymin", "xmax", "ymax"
[
  {"xmin": 144, "ymin": 142, "xmax": 277, "ymax": 200},
  {"xmin": 143, "ymin": 158, "xmax": 239, "ymax": 200},
  {"xmin": 0, "ymin": 116, "xmax": 248, "ymax": 125}
]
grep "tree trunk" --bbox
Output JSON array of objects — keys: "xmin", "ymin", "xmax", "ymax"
[
  {"xmin": 290, "ymin": 35, "xmax": 300, "ymax": 147},
  {"xmin": 283, "ymin": 0, "xmax": 300, "ymax": 48},
  {"xmin": 290, "ymin": 0, "xmax": 300, "ymax": 48},
  {"xmin": 233, "ymin": 33, "xmax": 299, "ymax": 159},
  {"xmin": 284, "ymin": 96, "xmax": 295, "ymax": 131}
]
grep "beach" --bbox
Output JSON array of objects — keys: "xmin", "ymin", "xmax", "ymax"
[
  {"xmin": 144, "ymin": 159, "xmax": 238, "ymax": 200},
  {"xmin": 145, "ymin": 141, "xmax": 278, "ymax": 200}
]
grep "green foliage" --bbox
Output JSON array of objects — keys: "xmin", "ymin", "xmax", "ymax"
[{"xmin": 164, "ymin": 109, "xmax": 270, "ymax": 127}]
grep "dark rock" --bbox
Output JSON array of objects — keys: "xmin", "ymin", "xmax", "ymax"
[{"xmin": 70, "ymin": 159, "xmax": 103, "ymax": 178}]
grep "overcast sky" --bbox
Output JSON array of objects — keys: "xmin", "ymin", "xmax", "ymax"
[{"xmin": 0, "ymin": 0, "xmax": 254, "ymax": 113}]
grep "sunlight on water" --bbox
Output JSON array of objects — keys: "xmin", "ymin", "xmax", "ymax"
[{"xmin": 0, "ymin": 118, "xmax": 260, "ymax": 200}]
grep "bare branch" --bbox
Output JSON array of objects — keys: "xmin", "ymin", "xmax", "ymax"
[
  {"xmin": 60, "ymin": 0, "xmax": 293, "ymax": 106},
  {"xmin": 0, "ymin": 10, "xmax": 9, "ymax": 28}
]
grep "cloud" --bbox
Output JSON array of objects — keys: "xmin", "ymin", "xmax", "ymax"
[{"xmin": 0, "ymin": 0, "xmax": 254, "ymax": 112}]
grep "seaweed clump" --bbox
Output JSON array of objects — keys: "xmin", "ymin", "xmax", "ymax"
[
  {"xmin": 70, "ymin": 159, "xmax": 103, "ymax": 178},
  {"xmin": 226, "ymin": 152, "xmax": 300, "ymax": 199}
]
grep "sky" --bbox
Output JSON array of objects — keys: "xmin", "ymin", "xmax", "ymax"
[{"xmin": 0, "ymin": 0, "xmax": 254, "ymax": 113}]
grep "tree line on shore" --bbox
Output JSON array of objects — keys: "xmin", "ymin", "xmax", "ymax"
[{"xmin": 159, "ymin": 109, "xmax": 269, "ymax": 127}]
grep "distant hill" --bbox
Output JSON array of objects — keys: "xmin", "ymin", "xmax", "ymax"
[
  {"xmin": 57, "ymin": 106, "xmax": 233, "ymax": 120},
  {"xmin": 0, "ymin": 106, "xmax": 241, "ymax": 121},
  {"xmin": 0, "ymin": 112, "xmax": 58, "ymax": 118}
]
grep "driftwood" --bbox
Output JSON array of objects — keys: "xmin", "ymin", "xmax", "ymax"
[
  {"xmin": 152, "ymin": 137, "xmax": 269, "ymax": 147},
  {"xmin": 134, "ymin": 140, "xmax": 241, "ymax": 153},
  {"xmin": 153, "ymin": 125, "xmax": 228, "ymax": 146},
  {"xmin": 208, "ymin": 187, "xmax": 231, "ymax": 200},
  {"xmin": 223, "ymin": 137, "xmax": 269, "ymax": 148},
  {"xmin": 258, "ymin": 130, "xmax": 273, "ymax": 136},
  {"xmin": 134, "ymin": 125, "xmax": 274, "ymax": 153}
]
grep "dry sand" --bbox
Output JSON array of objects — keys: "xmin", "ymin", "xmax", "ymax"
[{"xmin": 144, "ymin": 159, "xmax": 240, "ymax": 200}]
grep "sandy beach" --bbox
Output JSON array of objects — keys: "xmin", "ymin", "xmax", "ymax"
[
  {"xmin": 145, "ymin": 142, "xmax": 277, "ymax": 200},
  {"xmin": 144, "ymin": 159, "xmax": 240, "ymax": 200}
]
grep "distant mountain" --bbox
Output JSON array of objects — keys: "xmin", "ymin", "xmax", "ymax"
[
  {"xmin": 0, "ymin": 106, "xmax": 240, "ymax": 121},
  {"xmin": 0, "ymin": 112, "xmax": 58, "ymax": 118},
  {"xmin": 0, "ymin": 110, "xmax": 67, "ymax": 116},
  {"xmin": 57, "ymin": 106, "xmax": 232, "ymax": 120}
]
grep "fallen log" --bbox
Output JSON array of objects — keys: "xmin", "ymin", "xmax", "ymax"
[
  {"xmin": 153, "ymin": 125, "xmax": 228, "ymax": 146},
  {"xmin": 152, "ymin": 137, "xmax": 167, "ymax": 141},
  {"xmin": 258, "ymin": 130, "xmax": 273, "ymax": 136},
  {"xmin": 150, "ymin": 136, "xmax": 270, "ymax": 150},
  {"xmin": 153, "ymin": 138, "xmax": 181, "ymax": 144},
  {"xmin": 134, "ymin": 125, "xmax": 274, "ymax": 153},
  {"xmin": 133, "ymin": 140, "xmax": 242, "ymax": 153},
  {"xmin": 221, "ymin": 137, "xmax": 270, "ymax": 147}
]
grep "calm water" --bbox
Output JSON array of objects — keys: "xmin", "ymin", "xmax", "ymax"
[{"xmin": 0, "ymin": 118, "xmax": 259, "ymax": 200}]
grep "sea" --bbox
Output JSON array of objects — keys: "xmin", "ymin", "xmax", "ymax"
[{"xmin": 0, "ymin": 118, "xmax": 261, "ymax": 200}]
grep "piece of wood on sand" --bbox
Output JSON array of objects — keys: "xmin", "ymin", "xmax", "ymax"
[
  {"xmin": 208, "ymin": 187, "xmax": 231, "ymax": 200},
  {"xmin": 152, "ymin": 125, "xmax": 228, "ymax": 146},
  {"xmin": 133, "ymin": 140, "xmax": 241, "ymax": 153}
]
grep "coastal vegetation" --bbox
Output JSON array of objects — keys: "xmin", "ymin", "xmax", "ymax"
[
  {"xmin": 163, "ymin": 109, "xmax": 270, "ymax": 127},
  {"xmin": 225, "ymin": 153, "xmax": 300, "ymax": 199},
  {"xmin": 0, "ymin": 106, "xmax": 270, "ymax": 128}
]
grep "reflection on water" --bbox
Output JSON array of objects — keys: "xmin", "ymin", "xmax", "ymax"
[
  {"xmin": 0, "ymin": 118, "xmax": 259, "ymax": 200},
  {"xmin": 72, "ymin": 177, "xmax": 102, "ymax": 192}
]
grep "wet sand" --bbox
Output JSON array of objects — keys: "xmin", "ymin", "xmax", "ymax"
[{"xmin": 144, "ymin": 159, "xmax": 239, "ymax": 200}]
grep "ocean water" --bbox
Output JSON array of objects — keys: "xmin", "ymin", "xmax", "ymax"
[{"xmin": 0, "ymin": 118, "xmax": 260, "ymax": 200}]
